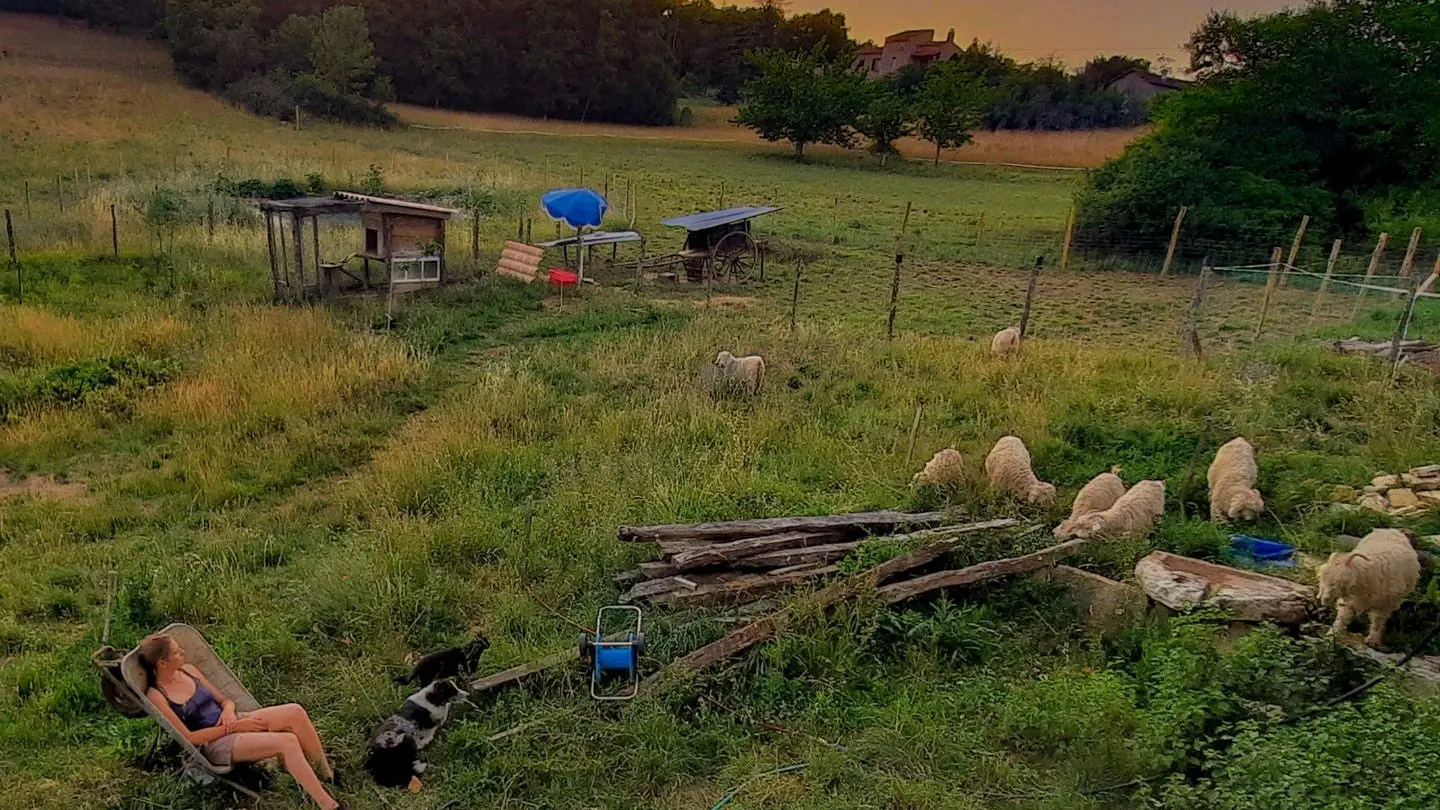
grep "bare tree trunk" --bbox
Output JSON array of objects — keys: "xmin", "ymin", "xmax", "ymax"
[
  {"xmin": 794, "ymin": 141, "xmax": 806, "ymax": 159},
  {"xmin": 934, "ymin": 143, "xmax": 942, "ymax": 168}
]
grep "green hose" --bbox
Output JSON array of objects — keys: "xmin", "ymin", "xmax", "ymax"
[{"xmin": 710, "ymin": 763, "xmax": 809, "ymax": 810}]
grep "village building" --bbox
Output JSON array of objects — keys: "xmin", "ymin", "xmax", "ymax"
[
  {"xmin": 1104, "ymin": 69, "xmax": 1191, "ymax": 105},
  {"xmin": 854, "ymin": 29, "xmax": 962, "ymax": 79}
]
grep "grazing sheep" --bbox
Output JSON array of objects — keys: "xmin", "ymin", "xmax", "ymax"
[
  {"xmin": 1067, "ymin": 480, "xmax": 1166, "ymax": 541},
  {"xmin": 985, "ymin": 436, "xmax": 1056, "ymax": 505},
  {"xmin": 1208, "ymin": 438, "xmax": 1265, "ymax": 522},
  {"xmin": 991, "ymin": 327, "xmax": 1022, "ymax": 357},
  {"xmin": 1318, "ymin": 529, "xmax": 1421, "ymax": 648},
  {"xmin": 914, "ymin": 448, "xmax": 965, "ymax": 487},
  {"xmin": 1053, "ymin": 468, "xmax": 1126, "ymax": 539},
  {"xmin": 714, "ymin": 351, "xmax": 765, "ymax": 395}
]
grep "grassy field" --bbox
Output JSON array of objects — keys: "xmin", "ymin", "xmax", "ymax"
[{"xmin": 4, "ymin": 12, "xmax": 1440, "ymax": 810}]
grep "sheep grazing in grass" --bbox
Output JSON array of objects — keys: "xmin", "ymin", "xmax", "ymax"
[
  {"xmin": 985, "ymin": 436, "xmax": 1056, "ymax": 506},
  {"xmin": 914, "ymin": 448, "xmax": 965, "ymax": 487},
  {"xmin": 1066, "ymin": 480, "xmax": 1166, "ymax": 541},
  {"xmin": 1208, "ymin": 437, "xmax": 1265, "ymax": 523},
  {"xmin": 991, "ymin": 327, "xmax": 1022, "ymax": 357},
  {"xmin": 1053, "ymin": 468, "xmax": 1126, "ymax": 539},
  {"xmin": 714, "ymin": 351, "xmax": 765, "ymax": 395},
  {"xmin": 1318, "ymin": 529, "xmax": 1421, "ymax": 649}
]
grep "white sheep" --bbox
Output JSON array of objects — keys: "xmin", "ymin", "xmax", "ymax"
[
  {"xmin": 1066, "ymin": 480, "xmax": 1166, "ymax": 540},
  {"xmin": 714, "ymin": 351, "xmax": 765, "ymax": 395},
  {"xmin": 913, "ymin": 448, "xmax": 965, "ymax": 487},
  {"xmin": 1318, "ymin": 529, "xmax": 1421, "ymax": 648},
  {"xmin": 1208, "ymin": 437, "xmax": 1265, "ymax": 522},
  {"xmin": 991, "ymin": 327, "xmax": 1022, "ymax": 357},
  {"xmin": 984, "ymin": 436, "xmax": 1056, "ymax": 505},
  {"xmin": 1053, "ymin": 468, "xmax": 1126, "ymax": 539}
]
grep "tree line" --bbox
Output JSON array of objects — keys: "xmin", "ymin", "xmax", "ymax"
[
  {"xmin": 12, "ymin": 0, "xmax": 1160, "ymax": 132},
  {"xmin": 735, "ymin": 48, "xmax": 1152, "ymax": 162},
  {"xmin": 1078, "ymin": 0, "xmax": 1440, "ymax": 249}
]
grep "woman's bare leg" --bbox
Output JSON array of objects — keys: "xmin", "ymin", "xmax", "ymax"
[
  {"xmin": 249, "ymin": 704, "xmax": 333, "ymax": 778},
  {"xmin": 230, "ymin": 731, "xmax": 337, "ymax": 809}
]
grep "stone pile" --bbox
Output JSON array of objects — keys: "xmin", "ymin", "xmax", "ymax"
[{"xmin": 1355, "ymin": 465, "xmax": 1440, "ymax": 517}]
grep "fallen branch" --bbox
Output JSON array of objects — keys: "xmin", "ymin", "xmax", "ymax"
[
  {"xmin": 618, "ymin": 510, "xmax": 953, "ymax": 543},
  {"xmin": 637, "ymin": 518, "xmax": 1018, "ymax": 694},
  {"xmin": 876, "ymin": 539, "xmax": 1089, "ymax": 605}
]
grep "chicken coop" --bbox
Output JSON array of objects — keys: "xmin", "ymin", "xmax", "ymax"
[{"xmin": 259, "ymin": 192, "xmax": 458, "ymax": 302}]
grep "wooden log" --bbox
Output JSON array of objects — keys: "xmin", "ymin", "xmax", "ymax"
[
  {"xmin": 1352, "ymin": 232, "xmax": 1390, "ymax": 320},
  {"xmin": 1308, "ymin": 238, "xmax": 1343, "ymax": 325},
  {"xmin": 1394, "ymin": 227, "xmax": 1422, "ymax": 301},
  {"xmin": 874, "ymin": 538, "xmax": 1090, "ymax": 605},
  {"xmin": 638, "ymin": 560, "xmax": 680, "ymax": 579},
  {"xmin": 636, "ymin": 518, "xmax": 1019, "ymax": 694},
  {"xmin": 620, "ymin": 575, "xmax": 701, "ymax": 604},
  {"xmin": 469, "ymin": 647, "xmax": 576, "ymax": 697},
  {"xmin": 1160, "ymin": 205, "xmax": 1188, "ymax": 276},
  {"xmin": 650, "ymin": 565, "xmax": 841, "ymax": 609},
  {"xmin": 612, "ymin": 569, "xmax": 647, "ymax": 587},
  {"xmin": 504, "ymin": 240, "xmax": 544, "ymax": 258},
  {"xmin": 617, "ymin": 510, "xmax": 953, "ymax": 544},
  {"xmin": 1279, "ymin": 215, "xmax": 1310, "ymax": 287},
  {"xmin": 501, "ymin": 247, "xmax": 542, "ymax": 265},
  {"xmin": 1059, "ymin": 206, "xmax": 1076, "ymax": 272},
  {"xmin": 657, "ymin": 540, "xmax": 708, "ymax": 558},
  {"xmin": 735, "ymin": 541, "xmax": 863, "ymax": 570},
  {"xmin": 670, "ymin": 531, "xmax": 843, "ymax": 572},
  {"xmin": 1254, "ymin": 247, "xmax": 1283, "ymax": 339}
]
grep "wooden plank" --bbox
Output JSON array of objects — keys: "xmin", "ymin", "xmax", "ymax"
[
  {"xmin": 496, "ymin": 267, "xmax": 538, "ymax": 284},
  {"xmin": 875, "ymin": 538, "xmax": 1090, "ymax": 605},
  {"xmin": 505, "ymin": 240, "xmax": 544, "ymax": 258},
  {"xmin": 636, "ymin": 518, "xmax": 1019, "ymax": 695},
  {"xmin": 501, "ymin": 248, "xmax": 543, "ymax": 266},
  {"xmin": 638, "ymin": 560, "xmax": 680, "ymax": 579},
  {"xmin": 617, "ymin": 510, "xmax": 953, "ymax": 544},
  {"xmin": 670, "ymin": 531, "xmax": 842, "ymax": 572},
  {"xmin": 657, "ymin": 540, "xmax": 708, "ymax": 558},
  {"xmin": 469, "ymin": 647, "xmax": 577, "ymax": 697},
  {"xmin": 498, "ymin": 256, "xmax": 539, "ymax": 277},
  {"xmin": 650, "ymin": 565, "xmax": 841, "ymax": 609},
  {"xmin": 736, "ymin": 541, "xmax": 863, "ymax": 570}
]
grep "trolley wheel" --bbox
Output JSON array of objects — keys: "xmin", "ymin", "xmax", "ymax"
[
  {"xmin": 710, "ymin": 231, "xmax": 759, "ymax": 283},
  {"xmin": 578, "ymin": 632, "xmax": 594, "ymax": 662},
  {"xmin": 633, "ymin": 631, "xmax": 647, "ymax": 658}
]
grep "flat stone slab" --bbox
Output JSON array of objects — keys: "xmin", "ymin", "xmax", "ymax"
[
  {"xmin": 1036, "ymin": 565, "xmax": 1147, "ymax": 635},
  {"xmin": 1134, "ymin": 551, "xmax": 1315, "ymax": 624},
  {"xmin": 1336, "ymin": 635, "xmax": 1440, "ymax": 685}
]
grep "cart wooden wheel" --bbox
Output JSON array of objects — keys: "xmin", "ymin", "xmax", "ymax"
[{"xmin": 710, "ymin": 231, "xmax": 759, "ymax": 282}]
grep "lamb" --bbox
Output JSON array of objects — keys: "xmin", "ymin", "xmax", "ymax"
[
  {"xmin": 991, "ymin": 327, "xmax": 1022, "ymax": 357},
  {"xmin": 1053, "ymin": 468, "xmax": 1126, "ymax": 539},
  {"xmin": 1064, "ymin": 480, "xmax": 1166, "ymax": 540},
  {"xmin": 913, "ymin": 448, "xmax": 965, "ymax": 487},
  {"xmin": 1208, "ymin": 437, "xmax": 1265, "ymax": 523},
  {"xmin": 1318, "ymin": 528, "xmax": 1420, "ymax": 649},
  {"xmin": 714, "ymin": 351, "xmax": 765, "ymax": 395},
  {"xmin": 984, "ymin": 436, "xmax": 1056, "ymax": 505}
]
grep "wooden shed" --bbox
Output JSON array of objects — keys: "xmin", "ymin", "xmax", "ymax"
[{"xmin": 259, "ymin": 192, "xmax": 458, "ymax": 302}]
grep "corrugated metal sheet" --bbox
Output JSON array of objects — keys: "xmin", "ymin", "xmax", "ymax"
[
  {"xmin": 536, "ymin": 230, "xmax": 646, "ymax": 248},
  {"xmin": 661, "ymin": 206, "xmax": 782, "ymax": 232}
]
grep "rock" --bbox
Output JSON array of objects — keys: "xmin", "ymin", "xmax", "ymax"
[
  {"xmin": 1391, "ymin": 506, "xmax": 1423, "ymax": 517},
  {"xmin": 1389, "ymin": 488, "xmax": 1420, "ymax": 508},
  {"xmin": 1412, "ymin": 464, "xmax": 1440, "ymax": 477},
  {"xmin": 1363, "ymin": 485, "xmax": 1382, "ymax": 495},
  {"xmin": 1332, "ymin": 485, "xmax": 1358, "ymax": 503},
  {"xmin": 1361, "ymin": 494, "xmax": 1390, "ymax": 514},
  {"xmin": 1403, "ymin": 473, "xmax": 1421, "ymax": 487},
  {"xmin": 1134, "ymin": 551, "xmax": 1315, "ymax": 624},
  {"xmin": 1374, "ymin": 474, "xmax": 1401, "ymax": 489},
  {"xmin": 1415, "ymin": 480, "xmax": 1440, "ymax": 493},
  {"xmin": 1035, "ymin": 565, "xmax": 1147, "ymax": 635},
  {"xmin": 1420, "ymin": 492, "xmax": 1440, "ymax": 506}
]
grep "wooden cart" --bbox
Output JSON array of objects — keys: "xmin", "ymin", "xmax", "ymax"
[{"xmin": 644, "ymin": 206, "xmax": 780, "ymax": 282}]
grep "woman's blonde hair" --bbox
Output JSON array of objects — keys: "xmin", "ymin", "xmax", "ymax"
[{"xmin": 137, "ymin": 633, "xmax": 174, "ymax": 689}]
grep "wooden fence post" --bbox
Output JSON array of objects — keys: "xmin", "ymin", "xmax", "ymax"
[
  {"xmin": 904, "ymin": 404, "xmax": 924, "ymax": 469},
  {"xmin": 1255, "ymin": 246, "xmax": 1283, "ymax": 340},
  {"xmin": 1352, "ymin": 232, "xmax": 1389, "ymax": 321},
  {"xmin": 1395, "ymin": 228, "xmax": 1423, "ymax": 300},
  {"xmin": 56, "ymin": 176, "xmax": 63, "ymax": 213},
  {"xmin": 974, "ymin": 210, "xmax": 987, "ymax": 254},
  {"xmin": 1280, "ymin": 215, "xmax": 1310, "ymax": 287},
  {"xmin": 789, "ymin": 259, "xmax": 802, "ymax": 335},
  {"xmin": 471, "ymin": 210, "xmax": 481, "ymax": 259},
  {"xmin": 206, "ymin": 199, "xmax": 215, "ymax": 241},
  {"xmin": 887, "ymin": 202, "xmax": 913, "ymax": 341},
  {"xmin": 1391, "ymin": 274, "xmax": 1422, "ymax": 381},
  {"xmin": 1419, "ymin": 251, "xmax": 1440, "ymax": 297},
  {"xmin": 24, "ymin": 181, "xmax": 30, "ymax": 218},
  {"xmin": 6, "ymin": 210, "xmax": 20, "ymax": 304},
  {"xmin": 1019, "ymin": 255, "xmax": 1043, "ymax": 338},
  {"xmin": 1160, "ymin": 205, "xmax": 1188, "ymax": 276},
  {"xmin": 111, "ymin": 204, "xmax": 119, "ymax": 257},
  {"xmin": 1060, "ymin": 206, "xmax": 1076, "ymax": 272},
  {"xmin": 1308, "ymin": 238, "xmax": 1343, "ymax": 326},
  {"xmin": 1182, "ymin": 256, "xmax": 1211, "ymax": 359}
]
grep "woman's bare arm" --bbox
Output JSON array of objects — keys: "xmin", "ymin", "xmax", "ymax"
[
  {"xmin": 182, "ymin": 664, "xmax": 235, "ymax": 712},
  {"xmin": 147, "ymin": 688, "xmax": 231, "ymax": 746}
]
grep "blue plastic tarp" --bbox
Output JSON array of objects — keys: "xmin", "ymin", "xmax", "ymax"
[
  {"xmin": 661, "ymin": 206, "xmax": 782, "ymax": 232},
  {"xmin": 1229, "ymin": 535, "xmax": 1297, "ymax": 568}
]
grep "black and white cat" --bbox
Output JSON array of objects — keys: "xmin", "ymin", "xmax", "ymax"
[
  {"xmin": 397, "ymin": 635, "xmax": 490, "ymax": 687},
  {"xmin": 365, "ymin": 678, "xmax": 470, "ymax": 787}
]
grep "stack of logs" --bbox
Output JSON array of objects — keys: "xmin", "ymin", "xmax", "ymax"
[{"xmin": 614, "ymin": 510, "xmax": 1003, "ymax": 609}]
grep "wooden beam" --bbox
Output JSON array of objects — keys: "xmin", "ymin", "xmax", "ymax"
[
  {"xmin": 1254, "ymin": 246, "xmax": 1283, "ymax": 340},
  {"xmin": 1018, "ymin": 256, "xmax": 1042, "ymax": 338},
  {"xmin": 649, "ymin": 565, "xmax": 841, "ymax": 609},
  {"xmin": 636, "ymin": 518, "xmax": 1019, "ymax": 695},
  {"xmin": 1395, "ymin": 227, "xmax": 1423, "ymax": 300},
  {"xmin": 469, "ymin": 647, "xmax": 577, "ymax": 697},
  {"xmin": 291, "ymin": 212, "xmax": 305, "ymax": 293},
  {"xmin": 736, "ymin": 541, "xmax": 864, "ymax": 570},
  {"xmin": 1160, "ymin": 205, "xmax": 1187, "ymax": 276},
  {"xmin": 670, "ymin": 532, "xmax": 844, "ymax": 572},
  {"xmin": 1308, "ymin": 238, "xmax": 1343, "ymax": 326},
  {"xmin": 875, "ymin": 538, "xmax": 1090, "ymax": 605},
  {"xmin": 617, "ymin": 510, "xmax": 954, "ymax": 544},
  {"xmin": 1060, "ymin": 206, "xmax": 1076, "ymax": 272},
  {"xmin": 264, "ymin": 212, "xmax": 280, "ymax": 301}
]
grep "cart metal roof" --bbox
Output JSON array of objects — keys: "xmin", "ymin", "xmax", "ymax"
[
  {"xmin": 535, "ymin": 230, "xmax": 646, "ymax": 248},
  {"xmin": 661, "ymin": 206, "xmax": 782, "ymax": 232}
]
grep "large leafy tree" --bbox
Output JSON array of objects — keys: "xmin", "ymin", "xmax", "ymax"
[
  {"xmin": 734, "ymin": 49, "xmax": 866, "ymax": 158},
  {"xmin": 914, "ymin": 61, "xmax": 989, "ymax": 166},
  {"xmin": 1080, "ymin": 0, "xmax": 1440, "ymax": 242},
  {"xmin": 854, "ymin": 79, "xmax": 914, "ymax": 166},
  {"xmin": 164, "ymin": 0, "xmax": 261, "ymax": 90}
]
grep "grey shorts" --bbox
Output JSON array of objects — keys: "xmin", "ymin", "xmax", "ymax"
[{"xmin": 199, "ymin": 734, "xmax": 238, "ymax": 768}]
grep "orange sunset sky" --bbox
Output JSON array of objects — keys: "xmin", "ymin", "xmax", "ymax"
[{"xmin": 783, "ymin": 1, "xmax": 1297, "ymax": 67}]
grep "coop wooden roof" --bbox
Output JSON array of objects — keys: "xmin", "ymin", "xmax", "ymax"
[{"xmin": 334, "ymin": 192, "xmax": 459, "ymax": 219}]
